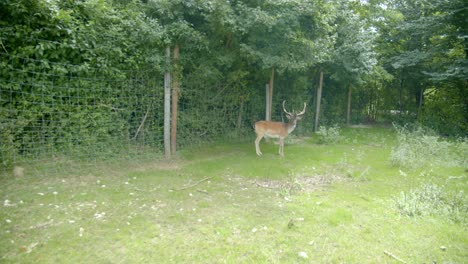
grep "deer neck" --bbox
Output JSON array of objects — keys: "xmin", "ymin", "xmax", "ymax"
[{"xmin": 285, "ymin": 119, "xmax": 297, "ymax": 134}]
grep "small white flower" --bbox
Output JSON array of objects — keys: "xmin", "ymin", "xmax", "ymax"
[
  {"xmin": 37, "ymin": 193, "xmax": 45, "ymax": 196},
  {"xmin": 4, "ymin": 200, "xmax": 11, "ymax": 206},
  {"xmin": 251, "ymin": 228, "xmax": 257, "ymax": 233},
  {"xmin": 101, "ymin": 185, "xmax": 106, "ymax": 188},
  {"xmin": 6, "ymin": 219, "xmax": 12, "ymax": 223},
  {"xmin": 53, "ymin": 192, "xmax": 58, "ymax": 195},
  {"xmin": 79, "ymin": 227, "xmax": 84, "ymax": 237},
  {"xmin": 298, "ymin": 251, "xmax": 308, "ymax": 259},
  {"xmin": 94, "ymin": 212, "xmax": 106, "ymax": 219}
]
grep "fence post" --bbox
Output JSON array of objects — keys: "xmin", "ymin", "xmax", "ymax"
[
  {"xmin": 164, "ymin": 46, "xmax": 171, "ymax": 158},
  {"xmin": 171, "ymin": 45, "xmax": 180, "ymax": 155},
  {"xmin": 314, "ymin": 71, "xmax": 323, "ymax": 132},
  {"xmin": 265, "ymin": 84, "xmax": 270, "ymax": 121}
]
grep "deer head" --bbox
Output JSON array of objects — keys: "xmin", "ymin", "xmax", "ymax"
[{"xmin": 254, "ymin": 101, "xmax": 306, "ymax": 157}]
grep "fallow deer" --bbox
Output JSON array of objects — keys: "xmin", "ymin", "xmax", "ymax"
[{"xmin": 254, "ymin": 101, "xmax": 306, "ymax": 157}]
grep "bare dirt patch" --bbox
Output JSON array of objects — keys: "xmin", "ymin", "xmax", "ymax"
[{"xmin": 254, "ymin": 172, "xmax": 348, "ymax": 193}]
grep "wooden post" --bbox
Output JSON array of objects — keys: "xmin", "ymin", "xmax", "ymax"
[
  {"xmin": 265, "ymin": 84, "xmax": 270, "ymax": 121},
  {"xmin": 314, "ymin": 71, "xmax": 323, "ymax": 132},
  {"xmin": 346, "ymin": 84, "xmax": 352, "ymax": 126},
  {"xmin": 164, "ymin": 47, "xmax": 171, "ymax": 158},
  {"xmin": 171, "ymin": 45, "xmax": 180, "ymax": 155},
  {"xmin": 268, "ymin": 66, "xmax": 275, "ymax": 120}
]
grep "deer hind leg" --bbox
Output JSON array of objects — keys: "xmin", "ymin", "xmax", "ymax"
[
  {"xmin": 279, "ymin": 137, "xmax": 285, "ymax": 157},
  {"xmin": 255, "ymin": 133, "xmax": 264, "ymax": 156}
]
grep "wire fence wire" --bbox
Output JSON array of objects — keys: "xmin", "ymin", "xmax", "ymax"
[
  {"xmin": 1, "ymin": 38, "xmax": 316, "ymax": 175},
  {"xmin": 1, "ymin": 49, "xmax": 164, "ymax": 173}
]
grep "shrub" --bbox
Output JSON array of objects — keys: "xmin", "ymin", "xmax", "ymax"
[
  {"xmin": 393, "ymin": 183, "xmax": 467, "ymax": 223},
  {"xmin": 316, "ymin": 125, "xmax": 342, "ymax": 144},
  {"xmin": 390, "ymin": 124, "xmax": 467, "ymax": 169}
]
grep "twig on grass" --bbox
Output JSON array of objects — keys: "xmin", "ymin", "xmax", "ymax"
[
  {"xmin": 177, "ymin": 177, "xmax": 213, "ymax": 191},
  {"xmin": 384, "ymin": 250, "xmax": 407, "ymax": 264},
  {"xmin": 197, "ymin": 189, "xmax": 209, "ymax": 195}
]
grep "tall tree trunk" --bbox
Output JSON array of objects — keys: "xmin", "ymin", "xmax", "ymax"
[
  {"xmin": 171, "ymin": 44, "xmax": 180, "ymax": 155},
  {"xmin": 346, "ymin": 83, "xmax": 352, "ymax": 126},
  {"xmin": 268, "ymin": 66, "xmax": 275, "ymax": 120},
  {"xmin": 314, "ymin": 71, "xmax": 323, "ymax": 132},
  {"xmin": 399, "ymin": 77, "xmax": 404, "ymax": 117},
  {"xmin": 265, "ymin": 84, "xmax": 270, "ymax": 121},
  {"xmin": 417, "ymin": 87, "xmax": 424, "ymax": 120},
  {"xmin": 164, "ymin": 47, "xmax": 171, "ymax": 158}
]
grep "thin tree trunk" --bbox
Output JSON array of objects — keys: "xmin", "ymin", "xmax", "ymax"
[
  {"xmin": 265, "ymin": 84, "xmax": 270, "ymax": 121},
  {"xmin": 399, "ymin": 77, "xmax": 404, "ymax": 117},
  {"xmin": 346, "ymin": 84, "xmax": 352, "ymax": 126},
  {"xmin": 171, "ymin": 44, "xmax": 180, "ymax": 155},
  {"xmin": 314, "ymin": 71, "xmax": 323, "ymax": 132},
  {"xmin": 417, "ymin": 87, "xmax": 424, "ymax": 119},
  {"xmin": 164, "ymin": 47, "xmax": 171, "ymax": 158},
  {"xmin": 268, "ymin": 66, "xmax": 275, "ymax": 120}
]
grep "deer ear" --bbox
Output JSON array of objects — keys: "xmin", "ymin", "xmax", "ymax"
[{"xmin": 296, "ymin": 115, "xmax": 302, "ymax": 120}]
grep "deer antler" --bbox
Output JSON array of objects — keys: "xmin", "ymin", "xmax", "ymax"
[
  {"xmin": 282, "ymin": 100, "xmax": 293, "ymax": 116},
  {"xmin": 297, "ymin": 103, "xmax": 307, "ymax": 116}
]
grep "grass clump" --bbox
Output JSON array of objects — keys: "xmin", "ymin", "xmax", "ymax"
[
  {"xmin": 390, "ymin": 124, "xmax": 467, "ymax": 169},
  {"xmin": 393, "ymin": 183, "xmax": 467, "ymax": 223}
]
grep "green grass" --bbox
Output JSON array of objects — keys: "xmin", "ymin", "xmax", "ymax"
[{"xmin": 1, "ymin": 127, "xmax": 467, "ymax": 263}]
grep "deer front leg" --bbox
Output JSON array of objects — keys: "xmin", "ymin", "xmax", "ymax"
[
  {"xmin": 279, "ymin": 137, "xmax": 285, "ymax": 157},
  {"xmin": 255, "ymin": 134, "xmax": 263, "ymax": 156}
]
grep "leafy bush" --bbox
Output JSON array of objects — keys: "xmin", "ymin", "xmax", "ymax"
[
  {"xmin": 315, "ymin": 125, "xmax": 342, "ymax": 144},
  {"xmin": 390, "ymin": 124, "xmax": 467, "ymax": 169},
  {"xmin": 393, "ymin": 183, "xmax": 467, "ymax": 223}
]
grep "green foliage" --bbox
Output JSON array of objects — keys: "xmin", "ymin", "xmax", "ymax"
[
  {"xmin": 390, "ymin": 124, "xmax": 467, "ymax": 169},
  {"xmin": 421, "ymin": 87, "xmax": 467, "ymax": 136},
  {"xmin": 315, "ymin": 125, "xmax": 343, "ymax": 144},
  {"xmin": 0, "ymin": 0, "xmax": 163, "ymax": 167},
  {"xmin": 393, "ymin": 183, "xmax": 467, "ymax": 223}
]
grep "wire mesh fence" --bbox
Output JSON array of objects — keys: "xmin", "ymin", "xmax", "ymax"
[
  {"xmin": 0, "ymin": 49, "xmax": 164, "ymax": 173},
  {"xmin": 1, "ymin": 37, "xmax": 317, "ymax": 176}
]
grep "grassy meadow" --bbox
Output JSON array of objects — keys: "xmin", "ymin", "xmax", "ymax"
[{"xmin": 1, "ymin": 127, "xmax": 467, "ymax": 263}]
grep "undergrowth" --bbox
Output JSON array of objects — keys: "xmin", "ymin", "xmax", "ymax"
[
  {"xmin": 393, "ymin": 183, "xmax": 467, "ymax": 223},
  {"xmin": 390, "ymin": 124, "xmax": 467, "ymax": 169}
]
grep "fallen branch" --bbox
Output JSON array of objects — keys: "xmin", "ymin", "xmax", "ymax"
[
  {"xmin": 177, "ymin": 177, "xmax": 213, "ymax": 191},
  {"xmin": 384, "ymin": 250, "xmax": 407, "ymax": 264},
  {"xmin": 133, "ymin": 105, "xmax": 151, "ymax": 139}
]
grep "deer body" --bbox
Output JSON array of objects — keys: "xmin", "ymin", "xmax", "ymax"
[{"xmin": 255, "ymin": 101, "xmax": 306, "ymax": 157}]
